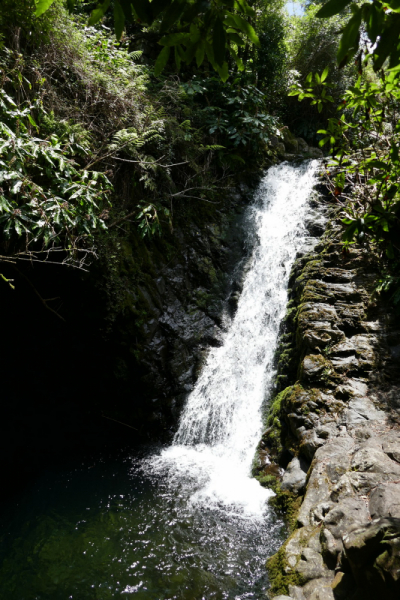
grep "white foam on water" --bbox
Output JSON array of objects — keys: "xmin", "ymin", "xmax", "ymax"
[{"xmin": 148, "ymin": 161, "xmax": 320, "ymax": 517}]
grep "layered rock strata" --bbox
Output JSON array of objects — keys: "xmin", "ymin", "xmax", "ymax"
[{"xmin": 258, "ymin": 197, "xmax": 400, "ymax": 600}]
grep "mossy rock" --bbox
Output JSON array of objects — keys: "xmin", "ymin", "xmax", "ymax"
[
  {"xmin": 282, "ymin": 128, "xmax": 299, "ymax": 154},
  {"xmin": 266, "ymin": 533, "xmax": 305, "ymax": 597}
]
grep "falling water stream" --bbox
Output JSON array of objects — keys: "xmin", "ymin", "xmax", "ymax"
[{"xmin": 0, "ymin": 161, "xmax": 320, "ymax": 600}]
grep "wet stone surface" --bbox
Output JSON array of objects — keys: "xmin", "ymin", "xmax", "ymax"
[{"xmin": 260, "ymin": 196, "xmax": 400, "ymax": 600}]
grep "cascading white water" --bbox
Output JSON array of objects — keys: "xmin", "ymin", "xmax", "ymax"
[{"xmin": 150, "ymin": 160, "xmax": 320, "ymax": 515}]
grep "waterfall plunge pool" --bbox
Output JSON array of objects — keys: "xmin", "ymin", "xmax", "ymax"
[
  {"xmin": 0, "ymin": 449, "xmax": 285, "ymax": 600},
  {"xmin": 0, "ymin": 161, "xmax": 321, "ymax": 600}
]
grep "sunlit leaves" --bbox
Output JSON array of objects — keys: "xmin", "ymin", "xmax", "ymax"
[
  {"xmin": 78, "ymin": 0, "xmax": 259, "ymax": 78},
  {"xmin": 88, "ymin": 0, "xmax": 111, "ymax": 26},
  {"xmin": 0, "ymin": 88, "xmax": 112, "ymax": 254},
  {"xmin": 337, "ymin": 8, "xmax": 362, "ymax": 66},
  {"xmin": 34, "ymin": 0, "xmax": 56, "ymax": 17},
  {"xmin": 316, "ymin": 0, "xmax": 400, "ymax": 72}
]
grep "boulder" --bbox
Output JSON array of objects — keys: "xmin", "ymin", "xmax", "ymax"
[
  {"xmin": 307, "ymin": 147, "xmax": 323, "ymax": 158},
  {"xmin": 343, "ymin": 517, "xmax": 400, "ymax": 600},
  {"xmin": 369, "ymin": 482, "xmax": 400, "ymax": 519},
  {"xmin": 296, "ymin": 138, "xmax": 309, "ymax": 153},
  {"xmin": 301, "ymin": 577, "xmax": 335, "ymax": 600},
  {"xmin": 281, "ymin": 456, "xmax": 309, "ymax": 493},
  {"xmin": 296, "ymin": 547, "xmax": 332, "ymax": 581},
  {"xmin": 282, "ymin": 128, "xmax": 299, "ymax": 153},
  {"xmin": 344, "ymin": 397, "xmax": 387, "ymax": 424},
  {"xmin": 288, "ymin": 585, "xmax": 306, "ymax": 600},
  {"xmin": 301, "ymin": 354, "xmax": 331, "ymax": 383},
  {"xmin": 323, "ymin": 497, "xmax": 369, "ymax": 539}
]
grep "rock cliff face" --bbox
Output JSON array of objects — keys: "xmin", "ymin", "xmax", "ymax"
[
  {"xmin": 105, "ymin": 183, "xmax": 257, "ymax": 436},
  {"xmin": 257, "ymin": 189, "xmax": 400, "ymax": 600}
]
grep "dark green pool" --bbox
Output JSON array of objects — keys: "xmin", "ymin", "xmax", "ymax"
[{"xmin": 0, "ymin": 448, "xmax": 284, "ymax": 600}]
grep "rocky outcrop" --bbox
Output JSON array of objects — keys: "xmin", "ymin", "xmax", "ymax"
[
  {"xmin": 256, "ymin": 195, "xmax": 400, "ymax": 600},
  {"xmin": 104, "ymin": 181, "xmax": 258, "ymax": 436},
  {"xmin": 269, "ymin": 129, "xmax": 323, "ymax": 162}
]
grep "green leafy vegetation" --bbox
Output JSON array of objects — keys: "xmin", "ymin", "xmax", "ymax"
[
  {"xmin": 316, "ymin": 0, "xmax": 400, "ymax": 71},
  {"xmin": 289, "ymin": 1, "xmax": 400, "ymax": 305},
  {"xmin": 0, "ymin": 0, "xmax": 290, "ymax": 280},
  {"xmin": 284, "ymin": 1, "xmax": 356, "ymax": 139},
  {"xmin": 0, "ymin": 75, "xmax": 111, "ymax": 268},
  {"xmin": 36, "ymin": 0, "xmax": 261, "ymax": 81}
]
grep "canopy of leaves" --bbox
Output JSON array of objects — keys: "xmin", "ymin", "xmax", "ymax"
[
  {"xmin": 316, "ymin": 0, "xmax": 400, "ymax": 71},
  {"xmin": 291, "ymin": 53, "xmax": 400, "ymax": 302},
  {"xmin": 35, "ymin": 0, "xmax": 261, "ymax": 81},
  {"xmin": 283, "ymin": 2, "xmax": 356, "ymax": 140}
]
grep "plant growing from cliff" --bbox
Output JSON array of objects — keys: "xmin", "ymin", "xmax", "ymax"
[
  {"xmin": 0, "ymin": 73, "xmax": 111, "ymax": 270},
  {"xmin": 290, "ymin": 60, "xmax": 400, "ymax": 293},
  {"xmin": 287, "ymin": 0, "xmax": 400, "ymax": 303},
  {"xmin": 181, "ymin": 74, "xmax": 281, "ymax": 159}
]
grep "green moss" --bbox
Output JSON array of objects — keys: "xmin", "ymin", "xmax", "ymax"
[
  {"xmin": 263, "ymin": 384, "xmax": 306, "ymax": 454},
  {"xmin": 267, "ymin": 386, "xmax": 291, "ymax": 427},
  {"xmin": 255, "ymin": 473, "xmax": 281, "ymax": 492},
  {"xmin": 194, "ymin": 288, "xmax": 212, "ymax": 310},
  {"xmin": 269, "ymin": 487, "xmax": 303, "ymax": 532},
  {"xmin": 266, "ymin": 537, "xmax": 304, "ymax": 597}
]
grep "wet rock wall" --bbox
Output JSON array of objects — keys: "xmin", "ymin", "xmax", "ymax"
[
  {"xmin": 258, "ymin": 190, "xmax": 400, "ymax": 600},
  {"xmin": 99, "ymin": 181, "xmax": 260, "ymax": 438}
]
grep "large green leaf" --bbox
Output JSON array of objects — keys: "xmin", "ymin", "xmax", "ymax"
[
  {"xmin": 174, "ymin": 45, "xmax": 182, "ymax": 70},
  {"xmin": 114, "ymin": 1, "xmax": 125, "ymax": 40},
  {"xmin": 373, "ymin": 14, "xmax": 400, "ymax": 70},
  {"xmin": 227, "ymin": 31, "xmax": 246, "ymax": 46},
  {"xmin": 366, "ymin": 2, "xmax": 385, "ymax": 43},
  {"xmin": 342, "ymin": 219, "xmax": 359, "ymax": 242},
  {"xmin": 228, "ymin": 47, "xmax": 244, "ymax": 71},
  {"xmin": 185, "ymin": 41, "xmax": 198, "ymax": 65},
  {"xmin": 337, "ymin": 8, "xmax": 362, "ymax": 65},
  {"xmin": 225, "ymin": 13, "xmax": 259, "ymax": 46},
  {"xmin": 205, "ymin": 40, "xmax": 216, "ymax": 69},
  {"xmin": 316, "ymin": 0, "xmax": 352, "ymax": 19},
  {"xmin": 159, "ymin": 33, "xmax": 191, "ymax": 46},
  {"xmin": 34, "ymin": 0, "xmax": 56, "ymax": 17},
  {"xmin": 234, "ymin": 0, "xmax": 255, "ymax": 17},
  {"xmin": 196, "ymin": 40, "xmax": 206, "ymax": 67},
  {"xmin": 321, "ymin": 66, "xmax": 329, "ymax": 82},
  {"xmin": 119, "ymin": 0, "xmax": 134, "ymax": 19},
  {"xmin": 213, "ymin": 17, "xmax": 226, "ymax": 66},
  {"xmin": 160, "ymin": 0, "xmax": 186, "ymax": 35},
  {"xmin": 154, "ymin": 46, "xmax": 171, "ymax": 76},
  {"xmin": 216, "ymin": 61, "xmax": 229, "ymax": 82},
  {"xmin": 88, "ymin": 0, "xmax": 111, "ymax": 26}
]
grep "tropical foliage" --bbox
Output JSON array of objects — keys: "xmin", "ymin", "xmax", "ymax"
[
  {"xmin": 316, "ymin": 0, "xmax": 400, "ymax": 71},
  {"xmin": 291, "ymin": 0, "xmax": 400, "ymax": 303},
  {"xmin": 36, "ymin": 0, "xmax": 261, "ymax": 81},
  {"xmin": 0, "ymin": 55, "xmax": 111, "ymax": 269}
]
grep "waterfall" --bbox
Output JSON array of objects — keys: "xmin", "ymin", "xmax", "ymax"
[{"xmin": 150, "ymin": 160, "xmax": 320, "ymax": 515}]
